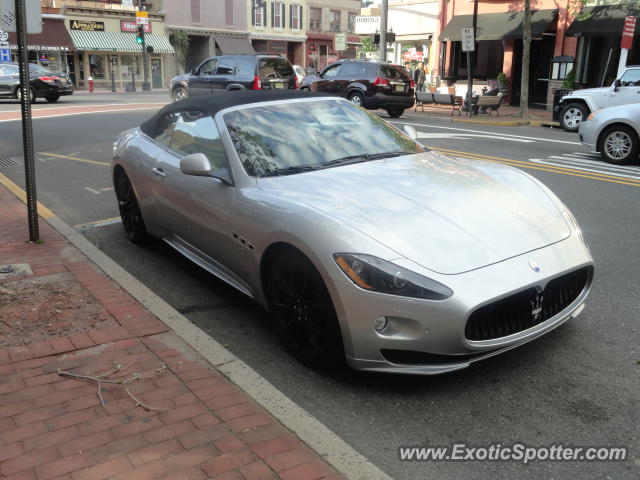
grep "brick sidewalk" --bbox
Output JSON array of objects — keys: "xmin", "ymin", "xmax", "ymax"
[{"xmin": 0, "ymin": 184, "xmax": 343, "ymax": 480}]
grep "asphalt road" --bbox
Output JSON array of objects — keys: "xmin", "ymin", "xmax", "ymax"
[{"xmin": 1, "ymin": 95, "xmax": 638, "ymax": 480}]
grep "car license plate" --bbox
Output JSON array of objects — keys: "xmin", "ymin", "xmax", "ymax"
[
  {"xmin": 395, "ymin": 85, "xmax": 405, "ymax": 92},
  {"xmin": 273, "ymin": 82, "xmax": 285, "ymax": 89}
]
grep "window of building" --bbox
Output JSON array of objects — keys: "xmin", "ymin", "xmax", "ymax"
[
  {"xmin": 310, "ymin": 7, "xmax": 322, "ymax": 32},
  {"xmin": 273, "ymin": 2, "xmax": 284, "ymax": 28},
  {"xmin": 348, "ymin": 12, "xmax": 356, "ymax": 33},
  {"xmin": 225, "ymin": 0, "xmax": 233, "ymax": 25},
  {"xmin": 119, "ymin": 55, "xmax": 140, "ymax": 81},
  {"xmin": 89, "ymin": 54, "xmax": 106, "ymax": 79},
  {"xmin": 191, "ymin": 0, "xmax": 201, "ymax": 23},
  {"xmin": 254, "ymin": 2, "xmax": 264, "ymax": 27},
  {"xmin": 329, "ymin": 10, "xmax": 341, "ymax": 32},
  {"xmin": 290, "ymin": 4, "xmax": 301, "ymax": 30}
]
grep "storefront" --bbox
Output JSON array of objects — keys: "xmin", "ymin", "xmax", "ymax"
[
  {"xmin": 64, "ymin": 8, "xmax": 174, "ymax": 90},
  {"xmin": 251, "ymin": 33, "xmax": 306, "ymax": 66},
  {"xmin": 7, "ymin": 15, "xmax": 75, "ymax": 73},
  {"xmin": 306, "ymin": 34, "xmax": 358, "ymax": 71}
]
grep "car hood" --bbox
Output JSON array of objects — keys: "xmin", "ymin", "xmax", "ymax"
[
  {"xmin": 256, "ymin": 152, "xmax": 571, "ymax": 275},
  {"xmin": 564, "ymin": 87, "xmax": 610, "ymax": 98}
]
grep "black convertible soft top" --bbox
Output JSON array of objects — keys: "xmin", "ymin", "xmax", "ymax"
[{"xmin": 140, "ymin": 90, "xmax": 332, "ymax": 136}]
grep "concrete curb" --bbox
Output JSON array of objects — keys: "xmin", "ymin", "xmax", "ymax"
[
  {"xmin": 45, "ymin": 216, "xmax": 393, "ymax": 480},
  {"xmin": 450, "ymin": 118, "xmax": 559, "ymax": 127}
]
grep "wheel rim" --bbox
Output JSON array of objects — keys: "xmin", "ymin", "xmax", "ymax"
[
  {"xmin": 115, "ymin": 176, "xmax": 141, "ymax": 237},
  {"xmin": 350, "ymin": 95, "xmax": 362, "ymax": 106},
  {"xmin": 270, "ymin": 260, "xmax": 331, "ymax": 358},
  {"xmin": 563, "ymin": 108, "xmax": 583, "ymax": 129},
  {"xmin": 604, "ymin": 131, "xmax": 632, "ymax": 160},
  {"xmin": 175, "ymin": 88, "xmax": 187, "ymax": 100}
]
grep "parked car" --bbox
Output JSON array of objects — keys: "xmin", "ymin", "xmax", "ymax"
[
  {"xmin": 300, "ymin": 60, "xmax": 415, "ymax": 118},
  {"xmin": 0, "ymin": 62, "xmax": 74, "ymax": 103},
  {"xmin": 292, "ymin": 64, "xmax": 306, "ymax": 85},
  {"xmin": 170, "ymin": 54, "xmax": 297, "ymax": 101},
  {"xmin": 112, "ymin": 90, "xmax": 593, "ymax": 374},
  {"xmin": 579, "ymin": 103, "xmax": 640, "ymax": 165},
  {"xmin": 555, "ymin": 66, "xmax": 640, "ymax": 132}
]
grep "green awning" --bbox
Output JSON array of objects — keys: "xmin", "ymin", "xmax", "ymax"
[
  {"xmin": 566, "ymin": 5, "xmax": 640, "ymax": 37},
  {"xmin": 69, "ymin": 30, "xmax": 175, "ymax": 54},
  {"xmin": 439, "ymin": 9, "xmax": 558, "ymax": 41}
]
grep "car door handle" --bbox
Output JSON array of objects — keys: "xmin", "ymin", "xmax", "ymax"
[{"xmin": 152, "ymin": 167, "xmax": 166, "ymax": 178}]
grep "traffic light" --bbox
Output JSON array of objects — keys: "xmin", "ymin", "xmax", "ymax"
[{"xmin": 136, "ymin": 25, "xmax": 144, "ymax": 45}]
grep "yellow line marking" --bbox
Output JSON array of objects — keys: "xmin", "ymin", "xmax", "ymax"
[
  {"xmin": 0, "ymin": 172, "xmax": 56, "ymax": 219},
  {"xmin": 39, "ymin": 152, "xmax": 110, "ymax": 166},
  {"xmin": 73, "ymin": 216, "xmax": 121, "ymax": 230},
  {"xmin": 431, "ymin": 147, "xmax": 640, "ymax": 187}
]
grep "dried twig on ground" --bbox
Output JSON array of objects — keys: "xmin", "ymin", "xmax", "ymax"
[{"xmin": 58, "ymin": 362, "xmax": 170, "ymax": 411}]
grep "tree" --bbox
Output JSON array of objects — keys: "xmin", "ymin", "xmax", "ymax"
[
  {"xmin": 518, "ymin": 0, "xmax": 532, "ymax": 118},
  {"xmin": 169, "ymin": 30, "xmax": 190, "ymax": 74},
  {"xmin": 357, "ymin": 37, "xmax": 378, "ymax": 58}
]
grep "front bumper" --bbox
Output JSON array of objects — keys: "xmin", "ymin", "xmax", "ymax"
[
  {"xmin": 329, "ymin": 233, "xmax": 593, "ymax": 375},
  {"xmin": 37, "ymin": 84, "xmax": 74, "ymax": 97},
  {"xmin": 578, "ymin": 120, "xmax": 599, "ymax": 151},
  {"xmin": 364, "ymin": 92, "xmax": 415, "ymax": 110}
]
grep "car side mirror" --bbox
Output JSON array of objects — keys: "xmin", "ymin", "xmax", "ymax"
[
  {"xmin": 180, "ymin": 153, "xmax": 233, "ymax": 185},
  {"xmin": 402, "ymin": 125, "xmax": 418, "ymax": 140},
  {"xmin": 191, "ymin": 68, "xmax": 198, "ymax": 75},
  {"xmin": 613, "ymin": 79, "xmax": 621, "ymax": 91}
]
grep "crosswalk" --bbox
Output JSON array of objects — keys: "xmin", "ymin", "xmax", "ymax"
[{"xmin": 529, "ymin": 152, "xmax": 640, "ymax": 181}]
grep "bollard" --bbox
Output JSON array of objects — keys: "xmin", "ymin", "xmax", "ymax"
[{"xmin": 88, "ymin": 76, "xmax": 94, "ymax": 93}]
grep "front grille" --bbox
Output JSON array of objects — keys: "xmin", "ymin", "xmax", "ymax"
[{"xmin": 465, "ymin": 266, "xmax": 592, "ymax": 341}]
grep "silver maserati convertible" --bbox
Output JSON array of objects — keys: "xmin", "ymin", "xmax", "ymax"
[{"xmin": 112, "ymin": 90, "xmax": 594, "ymax": 374}]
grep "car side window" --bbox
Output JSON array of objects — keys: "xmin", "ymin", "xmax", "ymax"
[
  {"xmin": 171, "ymin": 111, "xmax": 228, "ymax": 170},
  {"xmin": 338, "ymin": 63, "xmax": 360, "ymax": 77},
  {"xmin": 152, "ymin": 112, "xmax": 179, "ymax": 148},
  {"xmin": 216, "ymin": 58, "xmax": 235, "ymax": 75},
  {"xmin": 0, "ymin": 65, "xmax": 18, "ymax": 76},
  {"xmin": 235, "ymin": 57, "xmax": 255, "ymax": 76},
  {"xmin": 322, "ymin": 64, "xmax": 341, "ymax": 79},
  {"xmin": 199, "ymin": 59, "xmax": 218, "ymax": 76},
  {"xmin": 619, "ymin": 70, "xmax": 640, "ymax": 87}
]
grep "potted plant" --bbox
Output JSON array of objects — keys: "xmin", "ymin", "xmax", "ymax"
[{"xmin": 497, "ymin": 72, "xmax": 508, "ymax": 92}]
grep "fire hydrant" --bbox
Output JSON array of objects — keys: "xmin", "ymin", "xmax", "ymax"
[{"xmin": 88, "ymin": 76, "xmax": 94, "ymax": 93}]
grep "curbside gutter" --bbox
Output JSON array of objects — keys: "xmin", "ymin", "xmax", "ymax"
[
  {"xmin": 46, "ymin": 215, "xmax": 394, "ymax": 480},
  {"xmin": 451, "ymin": 118, "xmax": 560, "ymax": 127}
]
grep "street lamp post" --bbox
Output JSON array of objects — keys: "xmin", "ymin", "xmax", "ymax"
[
  {"xmin": 138, "ymin": 0, "xmax": 150, "ymax": 91},
  {"xmin": 379, "ymin": 0, "xmax": 387, "ymax": 62}
]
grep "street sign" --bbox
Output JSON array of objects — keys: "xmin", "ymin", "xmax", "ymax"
[
  {"xmin": 621, "ymin": 16, "xmax": 636, "ymax": 50},
  {"xmin": 136, "ymin": 16, "xmax": 148, "ymax": 25},
  {"xmin": 462, "ymin": 27, "xmax": 474, "ymax": 52},
  {"xmin": 0, "ymin": 29, "xmax": 7, "ymax": 41},
  {"xmin": 0, "ymin": 0, "xmax": 41, "ymax": 33},
  {"xmin": 0, "ymin": 48, "xmax": 10, "ymax": 62},
  {"xmin": 335, "ymin": 33, "xmax": 346, "ymax": 51}
]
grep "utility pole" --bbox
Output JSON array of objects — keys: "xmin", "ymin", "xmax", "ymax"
[
  {"xmin": 138, "ymin": 0, "xmax": 150, "ymax": 90},
  {"xmin": 378, "ymin": 0, "xmax": 387, "ymax": 62},
  {"xmin": 465, "ymin": 0, "xmax": 478, "ymax": 117}
]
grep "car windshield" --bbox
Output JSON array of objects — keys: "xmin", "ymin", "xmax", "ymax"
[
  {"xmin": 259, "ymin": 58, "xmax": 294, "ymax": 78},
  {"xmin": 224, "ymin": 99, "xmax": 423, "ymax": 177},
  {"xmin": 29, "ymin": 64, "xmax": 53, "ymax": 75},
  {"xmin": 379, "ymin": 65, "xmax": 411, "ymax": 80}
]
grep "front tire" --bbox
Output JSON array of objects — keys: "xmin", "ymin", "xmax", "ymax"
[
  {"xmin": 599, "ymin": 125, "xmax": 639, "ymax": 165},
  {"xmin": 386, "ymin": 106, "xmax": 405, "ymax": 118},
  {"xmin": 45, "ymin": 94, "xmax": 60, "ymax": 103},
  {"xmin": 172, "ymin": 86, "xmax": 188, "ymax": 102},
  {"xmin": 16, "ymin": 87, "xmax": 36, "ymax": 104},
  {"xmin": 266, "ymin": 252, "xmax": 344, "ymax": 370},
  {"xmin": 560, "ymin": 103, "xmax": 588, "ymax": 132},
  {"xmin": 114, "ymin": 172, "xmax": 150, "ymax": 245},
  {"xmin": 348, "ymin": 91, "xmax": 364, "ymax": 107}
]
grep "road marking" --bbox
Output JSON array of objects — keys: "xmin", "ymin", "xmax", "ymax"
[
  {"xmin": 39, "ymin": 152, "xmax": 109, "ymax": 166},
  {"xmin": 430, "ymin": 147, "xmax": 640, "ymax": 187},
  {"xmin": 0, "ymin": 105, "xmax": 163, "ymax": 122},
  {"xmin": 544, "ymin": 155, "xmax": 640, "ymax": 173},
  {"xmin": 395, "ymin": 120, "xmax": 583, "ymax": 145},
  {"xmin": 84, "ymin": 187, "xmax": 101, "ymax": 195},
  {"xmin": 0, "ymin": 172, "xmax": 56, "ymax": 218},
  {"xmin": 531, "ymin": 158, "xmax": 640, "ymax": 181},
  {"xmin": 100, "ymin": 187, "xmax": 114, "ymax": 192},
  {"xmin": 416, "ymin": 132, "xmax": 534, "ymax": 143},
  {"xmin": 73, "ymin": 216, "xmax": 121, "ymax": 230}
]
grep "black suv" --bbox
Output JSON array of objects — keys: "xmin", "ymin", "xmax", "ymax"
[
  {"xmin": 170, "ymin": 54, "xmax": 297, "ymax": 101},
  {"xmin": 301, "ymin": 60, "xmax": 414, "ymax": 117}
]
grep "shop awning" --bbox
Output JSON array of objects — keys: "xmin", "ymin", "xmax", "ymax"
[
  {"xmin": 566, "ymin": 5, "xmax": 640, "ymax": 37},
  {"xmin": 439, "ymin": 9, "xmax": 558, "ymax": 41},
  {"xmin": 69, "ymin": 30, "xmax": 175, "ymax": 54},
  {"xmin": 215, "ymin": 35, "xmax": 255, "ymax": 54},
  {"xmin": 8, "ymin": 17, "xmax": 74, "ymax": 51}
]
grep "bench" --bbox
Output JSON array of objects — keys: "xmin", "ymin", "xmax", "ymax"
[
  {"xmin": 473, "ymin": 95, "xmax": 505, "ymax": 116},
  {"xmin": 414, "ymin": 92, "xmax": 462, "ymax": 115}
]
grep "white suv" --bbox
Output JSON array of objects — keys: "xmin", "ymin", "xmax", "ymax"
[{"xmin": 555, "ymin": 66, "xmax": 640, "ymax": 132}]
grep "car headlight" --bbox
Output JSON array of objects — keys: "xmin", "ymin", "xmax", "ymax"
[
  {"xmin": 333, "ymin": 253, "xmax": 453, "ymax": 300},
  {"xmin": 586, "ymin": 111, "xmax": 598, "ymax": 121}
]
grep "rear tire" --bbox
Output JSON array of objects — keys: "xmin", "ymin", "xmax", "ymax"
[
  {"xmin": 559, "ymin": 102, "xmax": 587, "ymax": 132},
  {"xmin": 598, "ymin": 125, "xmax": 639, "ymax": 165},
  {"xmin": 172, "ymin": 86, "xmax": 188, "ymax": 102},
  {"xmin": 300, "ymin": 86, "xmax": 310, "ymax": 91},
  {"xmin": 114, "ymin": 172, "xmax": 151, "ymax": 245},
  {"xmin": 348, "ymin": 91, "xmax": 364, "ymax": 107},
  {"xmin": 386, "ymin": 106, "xmax": 405, "ymax": 118},
  {"xmin": 266, "ymin": 252, "xmax": 345, "ymax": 370},
  {"xmin": 45, "ymin": 94, "xmax": 60, "ymax": 103}
]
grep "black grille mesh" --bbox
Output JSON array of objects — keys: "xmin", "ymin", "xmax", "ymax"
[{"xmin": 465, "ymin": 266, "xmax": 592, "ymax": 341}]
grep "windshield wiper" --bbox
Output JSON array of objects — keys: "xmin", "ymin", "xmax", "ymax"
[
  {"xmin": 260, "ymin": 165, "xmax": 319, "ymax": 177},
  {"xmin": 325, "ymin": 150, "xmax": 410, "ymax": 166}
]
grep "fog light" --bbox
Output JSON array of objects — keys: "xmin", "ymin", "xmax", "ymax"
[{"xmin": 374, "ymin": 316, "xmax": 388, "ymax": 332}]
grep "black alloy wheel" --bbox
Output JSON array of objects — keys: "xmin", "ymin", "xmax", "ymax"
[
  {"xmin": 115, "ymin": 173, "xmax": 150, "ymax": 245},
  {"xmin": 267, "ymin": 252, "xmax": 344, "ymax": 370}
]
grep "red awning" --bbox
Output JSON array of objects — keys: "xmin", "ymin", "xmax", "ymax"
[{"xmin": 8, "ymin": 18, "xmax": 75, "ymax": 52}]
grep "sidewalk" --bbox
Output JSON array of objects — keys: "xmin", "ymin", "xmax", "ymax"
[
  {"xmin": 409, "ymin": 103, "xmax": 557, "ymax": 126},
  {"xmin": 0, "ymin": 183, "xmax": 348, "ymax": 480}
]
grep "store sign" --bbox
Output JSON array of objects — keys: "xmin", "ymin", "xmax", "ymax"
[
  {"xmin": 70, "ymin": 20, "xmax": 104, "ymax": 31},
  {"xmin": 621, "ymin": 16, "xmax": 636, "ymax": 50},
  {"xmin": 8, "ymin": 44, "xmax": 72, "ymax": 51},
  {"xmin": 355, "ymin": 16, "xmax": 380, "ymax": 35},
  {"xmin": 402, "ymin": 48, "xmax": 424, "ymax": 61},
  {"xmin": 334, "ymin": 33, "xmax": 346, "ymax": 51},
  {"xmin": 136, "ymin": 11, "xmax": 149, "ymax": 25},
  {"xmin": 269, "ymin": 40, "xmax": 287, "ymax": 53},
  {"xmin": 461, "ymin": 27, "xmax": 474, "ymax": 52},
  {"xmin": 121, "ymin": 20, "xmax": 151, "ymax": 33}
]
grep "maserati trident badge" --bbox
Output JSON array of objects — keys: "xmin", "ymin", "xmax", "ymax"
[
  {"xmin": 531, "ymin": 287, "xmax": 544, "ymax": 321},
  {"xmin": 529, "ymin": 260, "xmax": 540, "ymax": 272}
]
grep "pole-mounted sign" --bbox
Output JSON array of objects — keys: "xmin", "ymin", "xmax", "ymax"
[
  {"xmin": 621, "ymin": 16, "xmax": 636, "ymax": 50},
  {"xmin": 461, "ymin": 27, "xmax": 475, "ymax": 52}
]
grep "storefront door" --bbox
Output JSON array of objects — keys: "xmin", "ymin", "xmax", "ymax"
[{"xmin": 151, "ymin": 58, "xmax": 162, "ymax": 89}]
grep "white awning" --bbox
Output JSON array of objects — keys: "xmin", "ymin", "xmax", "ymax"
[{"xmin": 69, "ymin": 30, "xmax": 175, "ymax": 54}]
